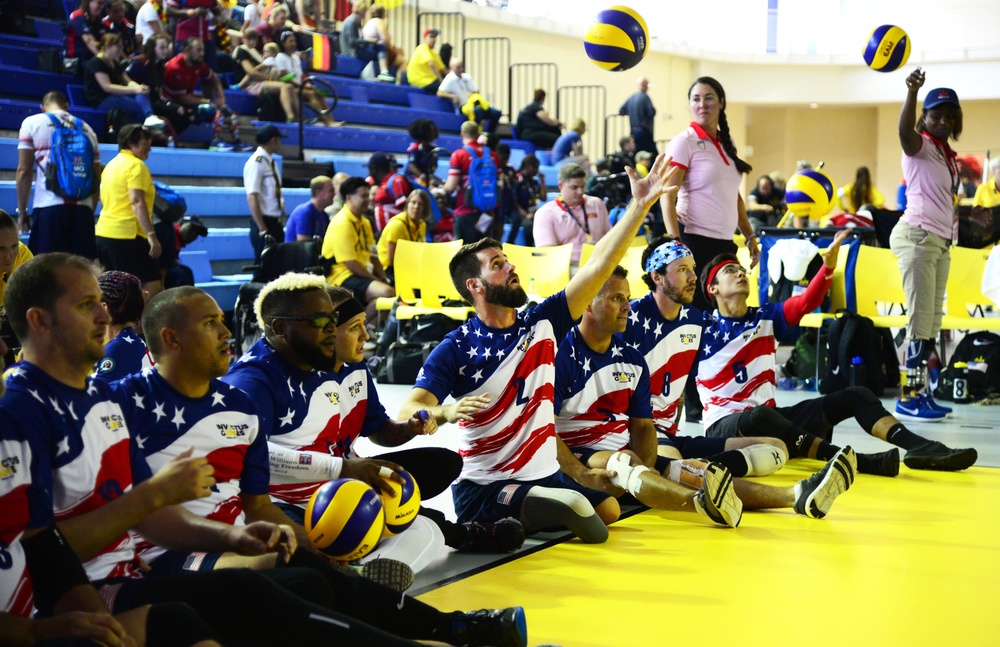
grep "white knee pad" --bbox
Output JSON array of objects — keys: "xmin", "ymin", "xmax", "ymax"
[
  {"xmin": 739, "ymin": 444, "xmax": 787, "ymax": 477},
  {"xmin": 607, "ymin": 452, "xmax": 651, "ymax": 497},
  {"xmin": 521, "ymin": 486, "xmax": 608, "ymax": 544}
]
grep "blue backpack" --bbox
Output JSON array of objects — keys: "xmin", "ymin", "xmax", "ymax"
[
  {"xmin": 44, "ymin": 113, "xmax": 97, "ymax": 201},
  {"xmin": 152, "ymin": 181, "xmax": 188, "ymax": 222},
  {"xmin": 463, "ymin": 145, "xmax": 498, "ymax": 212}
]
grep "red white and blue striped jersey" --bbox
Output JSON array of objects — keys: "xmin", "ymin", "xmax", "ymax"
[
  {"xmin": 336, "ymin": 361, "xmax": 390, "ymax": 450},
  {"xmin": 697, "ymin": 303, "xmax": 792, "ymax": 429},
  {"xmin": 93, "ymin": 326, "xmax": 155, "ymax": 383},
  {"xmin": 114, "ymin": 369, "xmax": 268, "ymax": 561},
  {"xmin": 620, "ymin": 295, "xmax": 706, "ymax": 435},
  {"xmin": 415, "ymin": 293, "xmax": 575, "ymax": 484},
  {"xmin": 554, "ymin": 327, "xmax": 651, "ymax": 452},
  {"xmin": 0, "ymin": 363, "xmax": 151, "ymax": 582}
]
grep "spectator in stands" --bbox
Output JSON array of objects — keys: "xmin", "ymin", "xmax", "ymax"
[
  {"xmin": 254, "ymin": 2, "xmax": 290, "ymax": 46},
  {"xmin": 495, "ymin": 143, "xmax": 517, "ymax": 241},
  {"xmin": 275, "ymin": 30, "xmax": 343, "ymax": 127},
  {"xmin": 244, "ymin": 124, "xmax": 286, "ymax": 260},
  {"xmin": 166, "ymin": 0, "xmax": 222, "ymax": 68},
  {"xmin": 533, "ymin": 162, "xmax": 611, "ymax": 263},
  {"xmin": 406, "ymin": 118, "xmax": 441, "ymax": 186},
  {"xmin": 162, "ymin": 37, "xmax": 245, "ymax": 150},
  {"xmin": 408, "ymin": 27, "xmax": 446, "ymax": 94},
  {"xmin": 232, "ymin": 28, "xmax": 298, "ymax": 123},
  {"xmin": 437, "ymin": 58, "xmax": 502, "ymax": 134},
  {"xmin": 442, "ymin": 121, "xmax": 500, "ymax": 244},
  {"xmin": 323, "ymin": 176, "xmax": 394, "ymax": 321},
  {"xmin": 153, "ymin": 214, "xmax": 207, "ymax": 288},
  {"xmin": 619, "ymin": 76, "xmax": 657, "ymax": 157},
  {"xmin": 0, "ymin": 209, "xmax": 31, "ymax": 307},
  {"xmin": 95, "ymin": 123, "xmax": 164, "ymax": 297},
  {"xmin": 617, "ymin": 135, "xmax": 636, "ymax": 168},
  {"xmin": 84, "ymin": 33, "xmax": 157, "ymax": 129},
  {"xmin": 837, "ymin": 165, "xmax": 885, "ymax": 214},
  {"xmin": 340, "ymin": 1, "xmax": 384, "ymax": 79},
  {"xmin": 102, "ymin": 0, "xmax": 139, "ymax": 56},
  {"xmin": 378, "ymin": 190, "xmax": 430, "ymax": 285},
  {"xmin": 134, "ymin": 0, "xmax": 166, "ymax": 43},
  {"xmin": 325, "ymin": 171, "xmax": 350, "ymax": 216},
  {"xmin": 551, "ymin": 118, "xmax": 590, "ymax": 169},
  {"xmin": 15, "ymin": 91, "xmax": 101, "ymax": 259},
  {"xmin": 127, "ymin": 33, "xmax": 189, "ymax": 139},
  {"xmin": 66, "ymin": 0, "xmax": 108, "ymax": 70},
  {"xmin": 516, "ymin": 89, "xmax": 563, "ymax": 149},
  {"xmin": 509, "ymin": 153, "xmax": 543, "ymax": 246},
  {"xmin": 93, "ymin": 270, "xmax": 154, "ymax": 382},
  {"xmin": 242, "ymin": 0, "xmax": 263, "ymax": 30},
  {"xmin": 370, "ymin": 151, "xmax": 413, "ymax": 233},
  {"xmin": 363, "ymin": 2, "xmax": 407, "ymax": 83},
  {"xmin": 973, "ymin": 156, "xmax": 1000, "ymax": 208},
  {"xmin": 746, "ymin": 173, "xmax": 786, "ymax": 233},
  {"xmin": 285, "ymin": 175, "xmax": 334, "ymax": 241}
]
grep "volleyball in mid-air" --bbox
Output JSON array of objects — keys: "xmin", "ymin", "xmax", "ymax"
[
  {"xmin": 305, "ymin": 479, "xmax": 385, "ymax": 561},
  {"xmin": 583, "ymin": 6, "xmax": 648, "ymax": 72},
  {"xmin": 863, "ymin": 24, "xmax": 911, "ymax": 72},
  {"xmin": 785, "ymin": 168, "xmax": 837, "ymax": 222},
  {"xmin": 379, "ymin": 469, "xmax": 421, "ymax": 538}
]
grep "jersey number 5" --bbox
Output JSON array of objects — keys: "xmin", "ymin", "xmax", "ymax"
[{"xmin": 733, "ymin": 360, "xmax": 748, "ymax": 384}]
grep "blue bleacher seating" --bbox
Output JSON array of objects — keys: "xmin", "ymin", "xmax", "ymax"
[
  {"xmin": 0, "ymin": 45, "xmax": 41, "ymax": 69},
  {"xmin": 34, "ymin": 20, "xmax": 65, "ymax": 43},
  {"xmin": 180, "ymin": 250, "xmax": 214, "ymax": 283},
  {"xmin": 407, "ymin": 92, "xmax": 454, "ymax": 113},
  {"xmin": 66, "ymin": 84, "xmax": 86, "ymax": 108}
]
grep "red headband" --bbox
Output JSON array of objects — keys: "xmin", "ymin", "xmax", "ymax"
[{"xmin": 704, "ymin": 259, "xmax": 739, "ymax": 297}]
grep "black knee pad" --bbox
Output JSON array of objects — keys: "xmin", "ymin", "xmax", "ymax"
[{"xmin": 147, "ymin": 602, "xmax": 217, "ymax": 647}]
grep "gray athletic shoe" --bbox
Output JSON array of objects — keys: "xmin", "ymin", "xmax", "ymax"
[
  {"xmin": 794, "ymin": 446, "xmax": 857, "ymax": 519},
  {"xmin": 359, "ymin": 558, "xmax": 414, "ymax": 592},
  {"xmin": 694, "ymin": 462, "xmax": 742, "ymax": 528}
]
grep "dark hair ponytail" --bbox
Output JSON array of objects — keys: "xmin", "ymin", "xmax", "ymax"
[{"xmin": 690, "ymin": 76, "xmax": 752, "ymax": 176}]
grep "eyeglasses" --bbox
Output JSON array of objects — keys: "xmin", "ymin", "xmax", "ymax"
[
  {"xmin": 271, "ymin": 312, "xmax": 339, "ymax": 329},
  {"xmin": 719, "ymin": 264, "xmax": 748, "ymax": 275}
]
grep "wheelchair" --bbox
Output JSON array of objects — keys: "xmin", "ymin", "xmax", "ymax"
[{"xmin": 232, "ymin": 235, "xmax": 333, "ymax": 355}]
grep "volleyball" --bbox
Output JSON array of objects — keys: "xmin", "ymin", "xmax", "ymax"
[
  {"xmin": 379, "ymin": 469, "xmax": 421, "ymax": 538},
  {"xmin": 583, "ymin": 6, "xmax": 648, "ymax": 72},
  {"xmin": 785, "ymin": 169, "xmax": 837, "ymax": 222},
  {"xmin": 304, "ymin": 479, "xmax": 385, "ymax": 561},
  {"xmin": 863, "ymin": 24, "xmax": 911, "ymax": 72}
]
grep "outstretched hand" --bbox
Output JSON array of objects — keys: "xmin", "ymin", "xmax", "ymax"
[
  {"xmin": 820, "ymin": 229, "xmax": 851, "ymax": 269},
  {"xmin": 627, "ymin": 153, "xmax": 678, "ymax": 209},
  {"xmin": 905, "ymin": 67, "xmax": 925, "ymax": 92}
]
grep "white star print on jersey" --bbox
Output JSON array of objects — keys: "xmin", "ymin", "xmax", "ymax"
[
  {"xmin": 620, "ymin": 295, "xmax": 707, "ymax": 435},
  {"xmin": 415, "ymin": 293, "xmax": 576, "ymax": 484},
  {"xmin": 698, "ymin": 303, "xmax": 792, "ymax": 430},
  {"xmin": 554, "ymin": 327, "xmax": 652, "ymax": 452}
]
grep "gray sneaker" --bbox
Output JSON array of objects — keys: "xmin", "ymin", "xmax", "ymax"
[
  {"xmin": 794, "ymin": 446, "xmax": 857, "ymax": 519},
  {"xmin": 358, "ymin": 558, "xmax": 414, "ymax": 592},
  {"xmin": 694, "ymin": 462, "xmax": 742, "ymax": 527}
]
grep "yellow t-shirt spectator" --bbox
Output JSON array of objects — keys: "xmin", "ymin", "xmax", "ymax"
[
  {"xmin": 377, "ymin": 213, "xmax": 426, "ymax": 269},
  {"xmin": 323, "ymin": 205, "xmax": 375, "ymax": 286},
  {"xmin": 973, "ymin": 179, "xmax": 1000, "ymax": 209},
  {"xmin": 836, "ymin": 182, "xmax": 885, "ymax": 213},
  {"xmin": 407, "ymin": 43, "xmax": 444, "ymax": 89},
  {"xmin": 0, "ymin": 242, "xmax": 33, "ymax": 305},
  {"xmin": 96, "ymin": 149, "xmax": 155, "ymax": 240}
]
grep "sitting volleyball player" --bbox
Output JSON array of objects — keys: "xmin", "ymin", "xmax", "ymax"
[
  {"xmin": 697, "ymin": 231, "xmax": 977, "ymax": 473},
  {"xmin": 397, "ymin": 154, "xmax": 744, "ymax": 542},
  {"xmin": 555, "ymin": 266, "xmax": 856, "ymax": 521},
  {"xmin": 222, "ymin": 274, "xmax": 525, "ymax": 569},
  {"xmin": 93, "ymin": 270, "xmax": 154, "ymax": 382}
]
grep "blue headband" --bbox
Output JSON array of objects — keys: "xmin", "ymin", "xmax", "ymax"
[{"xmin": 644, "ymin": 241, "xmax": 693, "ymax": 274}]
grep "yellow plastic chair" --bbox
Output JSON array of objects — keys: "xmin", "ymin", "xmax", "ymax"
[
  {"xmin": 618, "ymin": 245, "xmax": 650, "ymax": 299},
  {"xmin": 503, "ymin": 243, "xmax": 573, "ymax": 298},
  {"xmin": 735, "ymin": 247, "xmax": 760, "ymax": 308},
  {"xmin": 578, "ymin": 243, "xmax": 596, "ymax": 267},
  {"xmin": 942, "ymin": 246, "xmax": 1000, "ymax": 332},
  {"xmin": 376, "ymin": 238, "xmax": 423, "ymax": 315}
]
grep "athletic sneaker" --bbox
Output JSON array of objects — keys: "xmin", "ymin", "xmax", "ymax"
[
  {"xmin": 376, "ymin": 71, "xmax": 396, "ymax": 82},
  {"xmin": 231, "ymin": 140, "xmax": 254, "ymax": 152},
  {"xmin": 919, "ymin": 391, "xmax": 953, "ymax": 416},
  {"xmin": 794, "ymin": 446, "xmax": 856, "ymax": 519},
  {"xmin": 143, "ymin": 115, "xmax": 166, "ymax": 132},
  {"xmin": 209, "ymin": 139, "xmax": 236, "ymax": 152},
  {"xmin": 855, "ymin": 448, "xmax": 900, "ymax": 477},
  {"xmin": 358, "ymin": 557, "xmax": 414, "ymax": 592},
  {"xmin": 903, "ymin": 440, "xmax": 978, "ymax": 471},
  {"xmin": 449, "ymin": 607, "xmax": 527, "ymax": 647},
  {"xmin": 460, "ymin": 518, "xmax": 526, "ymax": 553},
  {"xmin": 693, "ymin": 462, "xmax": 742, "ymax": 528},
  {"xmin": 894, "ymin": 396, "xmax": 947, "ymax": 422}
]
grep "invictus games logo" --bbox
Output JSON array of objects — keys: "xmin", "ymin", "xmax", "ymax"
[
  {"xmin": 218, "ymin": 423, "xmax": 249, "ymax": 438},
  {"xmin": 679, "ymin": 333, "xmax": 697, "ymax": 345},
  {"xmin": 612, "ymin": 371, "xmax": 636, "ymax": 384},
  {"xmin": 101, "ymin": 414, "xmax": 125, "ymax": 431},
  {"xmin": 0, "ymin": 455, "xmax": 20, "ymax": 479},
  {"xmin": 517, "ymin": 331, "xmax": 535, "ymax": 352},
  {"xmin": 742, "ymin": 323, "xmax": 762, "ymax": 342},
  {"xmin": 324, "ymin": 390, "xmax": 339, "ymax": 404},
  {"xmin": 97, "ymin": 358, "xmax": 115, "ymax": 374},
  {"xmin": 347, "ymin": 381, "xmax": 362, "ymax": 397}
]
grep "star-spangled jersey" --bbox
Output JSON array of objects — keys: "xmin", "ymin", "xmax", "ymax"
[
  {"xmin": 114, "ymin": 369, "xmax": 268, "ymax": 562},
  {"xmin": 554, "ymin": 327, "xmax": 651, "ymax": 452},
  {"xmin": 223, "ymin": 338, "xmax": 354, "ymax": 506},
  {"xmin": 0, "ymin": 413, "xmax": 49, "ymax": 617},
  {"xmin": 415, "ymin": 292, "xmax": 575, "ymax": 485},
  {"xmin": 0, "ymin": 363, "xmax": 151, "ymax": 582},
  {"xmin": 619, "ymin": 295, "xmax": 707, "ymax": 435},
  {"xmin": 93, "ymin": 327, "xmax": 155, "ymax": 383},
  {"xmin": 697, "ymin": 303, "xmax": 793, "ymax": 429},
  {"xmin": 336, "ymin": 361, "xmax": 390, "ymax": 450}
]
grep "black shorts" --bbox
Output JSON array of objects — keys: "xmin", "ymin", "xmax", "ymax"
[
  {"xmin": 657, "ymin": 433, "xmax": 727, "ymax": 459},
  {"xmin": 96, "ymin": 235, "xmax": 162, "ymax": 283},
  {"xmin": 342, "ymin": 274, "xmax": 374, "ymax": 302},
  {"xmin": 451, "ymin": 471, "xmax": 612, "ymax": 525},
  {"xmin": 705, "ymin": 399, "xmax": 833, "ymax": 442}
]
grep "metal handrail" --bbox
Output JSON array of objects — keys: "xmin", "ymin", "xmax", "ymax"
[{"xmin": 298, "ymin": 75, "xmax": 339, "ymax": 161}]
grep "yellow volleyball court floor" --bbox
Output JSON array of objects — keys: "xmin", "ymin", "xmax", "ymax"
[{"xmin": 416, "ymin": 462, "xmax": 1000, "ymax": 646}]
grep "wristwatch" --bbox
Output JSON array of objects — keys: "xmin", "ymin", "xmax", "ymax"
[{"xmin": 15, "ymin": 208, "xmax": 28, "ymax": 216}]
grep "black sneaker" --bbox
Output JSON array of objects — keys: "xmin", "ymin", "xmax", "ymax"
[
  {"xmin": 903, "ymin": 441, "xmax": 978, "ymax": 471},
  {"xmin": 358, "ymin": 558, "xmax": 414, "ymax": 592},
  {"xmin": 794, "ymin": 447, "xmax": 856, "ymax": 519},
  {"xmin": 460, "ymin": 518, "xmax": 526, "ymax": 553},
  {"xmin": 452, "ymin": 607, "xmax": 527, "ymax": 647},
  {"xmin": 855, "ymin": 448, "xmax": 900, "ymax": 477},
  {"xmin": 693, "ymin": 462, "xmax": 742, "ymax": 527}
]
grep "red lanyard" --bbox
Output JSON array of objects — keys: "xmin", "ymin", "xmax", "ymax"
[{"xmin": 556, "ymin": 196, "xmax": 589, "ymax": 236}]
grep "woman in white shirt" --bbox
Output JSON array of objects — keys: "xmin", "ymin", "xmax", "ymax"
[
  {"xmin": 275, "ymin": 30, "xmax": 341, "ymax": 126},
  {"xmin": 361, "ymin": 2, "xmax": 406, "ymax": 83}
]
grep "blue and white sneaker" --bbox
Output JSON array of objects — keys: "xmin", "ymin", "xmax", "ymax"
[
  {"xmin": 919, "ymin": 391, "xmax": 952, "ymax": 416},
  {"xmin": 209, "ymin": 139, "xmax": 236, "ymax": 152},
  {"xmin": 231, "ymin": 140, "xmax": 254, "ymax": 153},
  {"xmin": 894, "ymin": 396, "xmax": 946, "ymax": 422}
]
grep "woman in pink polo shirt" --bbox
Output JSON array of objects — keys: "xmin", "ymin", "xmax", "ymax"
[
  {"xmin": 660, "ymin": 76, "xmax": 758, "ymax": 311},
  {"xmin": 890, "ymin": 68, "xmax": 962, "ymax": 420}
]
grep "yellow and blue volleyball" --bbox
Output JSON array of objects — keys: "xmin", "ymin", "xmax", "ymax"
[
  {"xmin": 379, "ymin": 469, "xmax": 421, "ymax": 538},
  {"xmin": 785, "ymin": 169, "xmax": 837, "ymax": 222},
  {"xmin": 583, "ymin": 6, "xmax": 648, "ymax": 72},
  {"xmin": 863, "ymin": 24, "xmax": 911, "ymax": 72},
  {"xmin": 305, "ymin": 479, "xmax": 385, "ymax": 561}
]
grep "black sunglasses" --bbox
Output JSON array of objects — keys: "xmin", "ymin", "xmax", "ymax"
[{"xmin": 271, "ymin": 312, "xmax": 339, "ymax": 329}]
